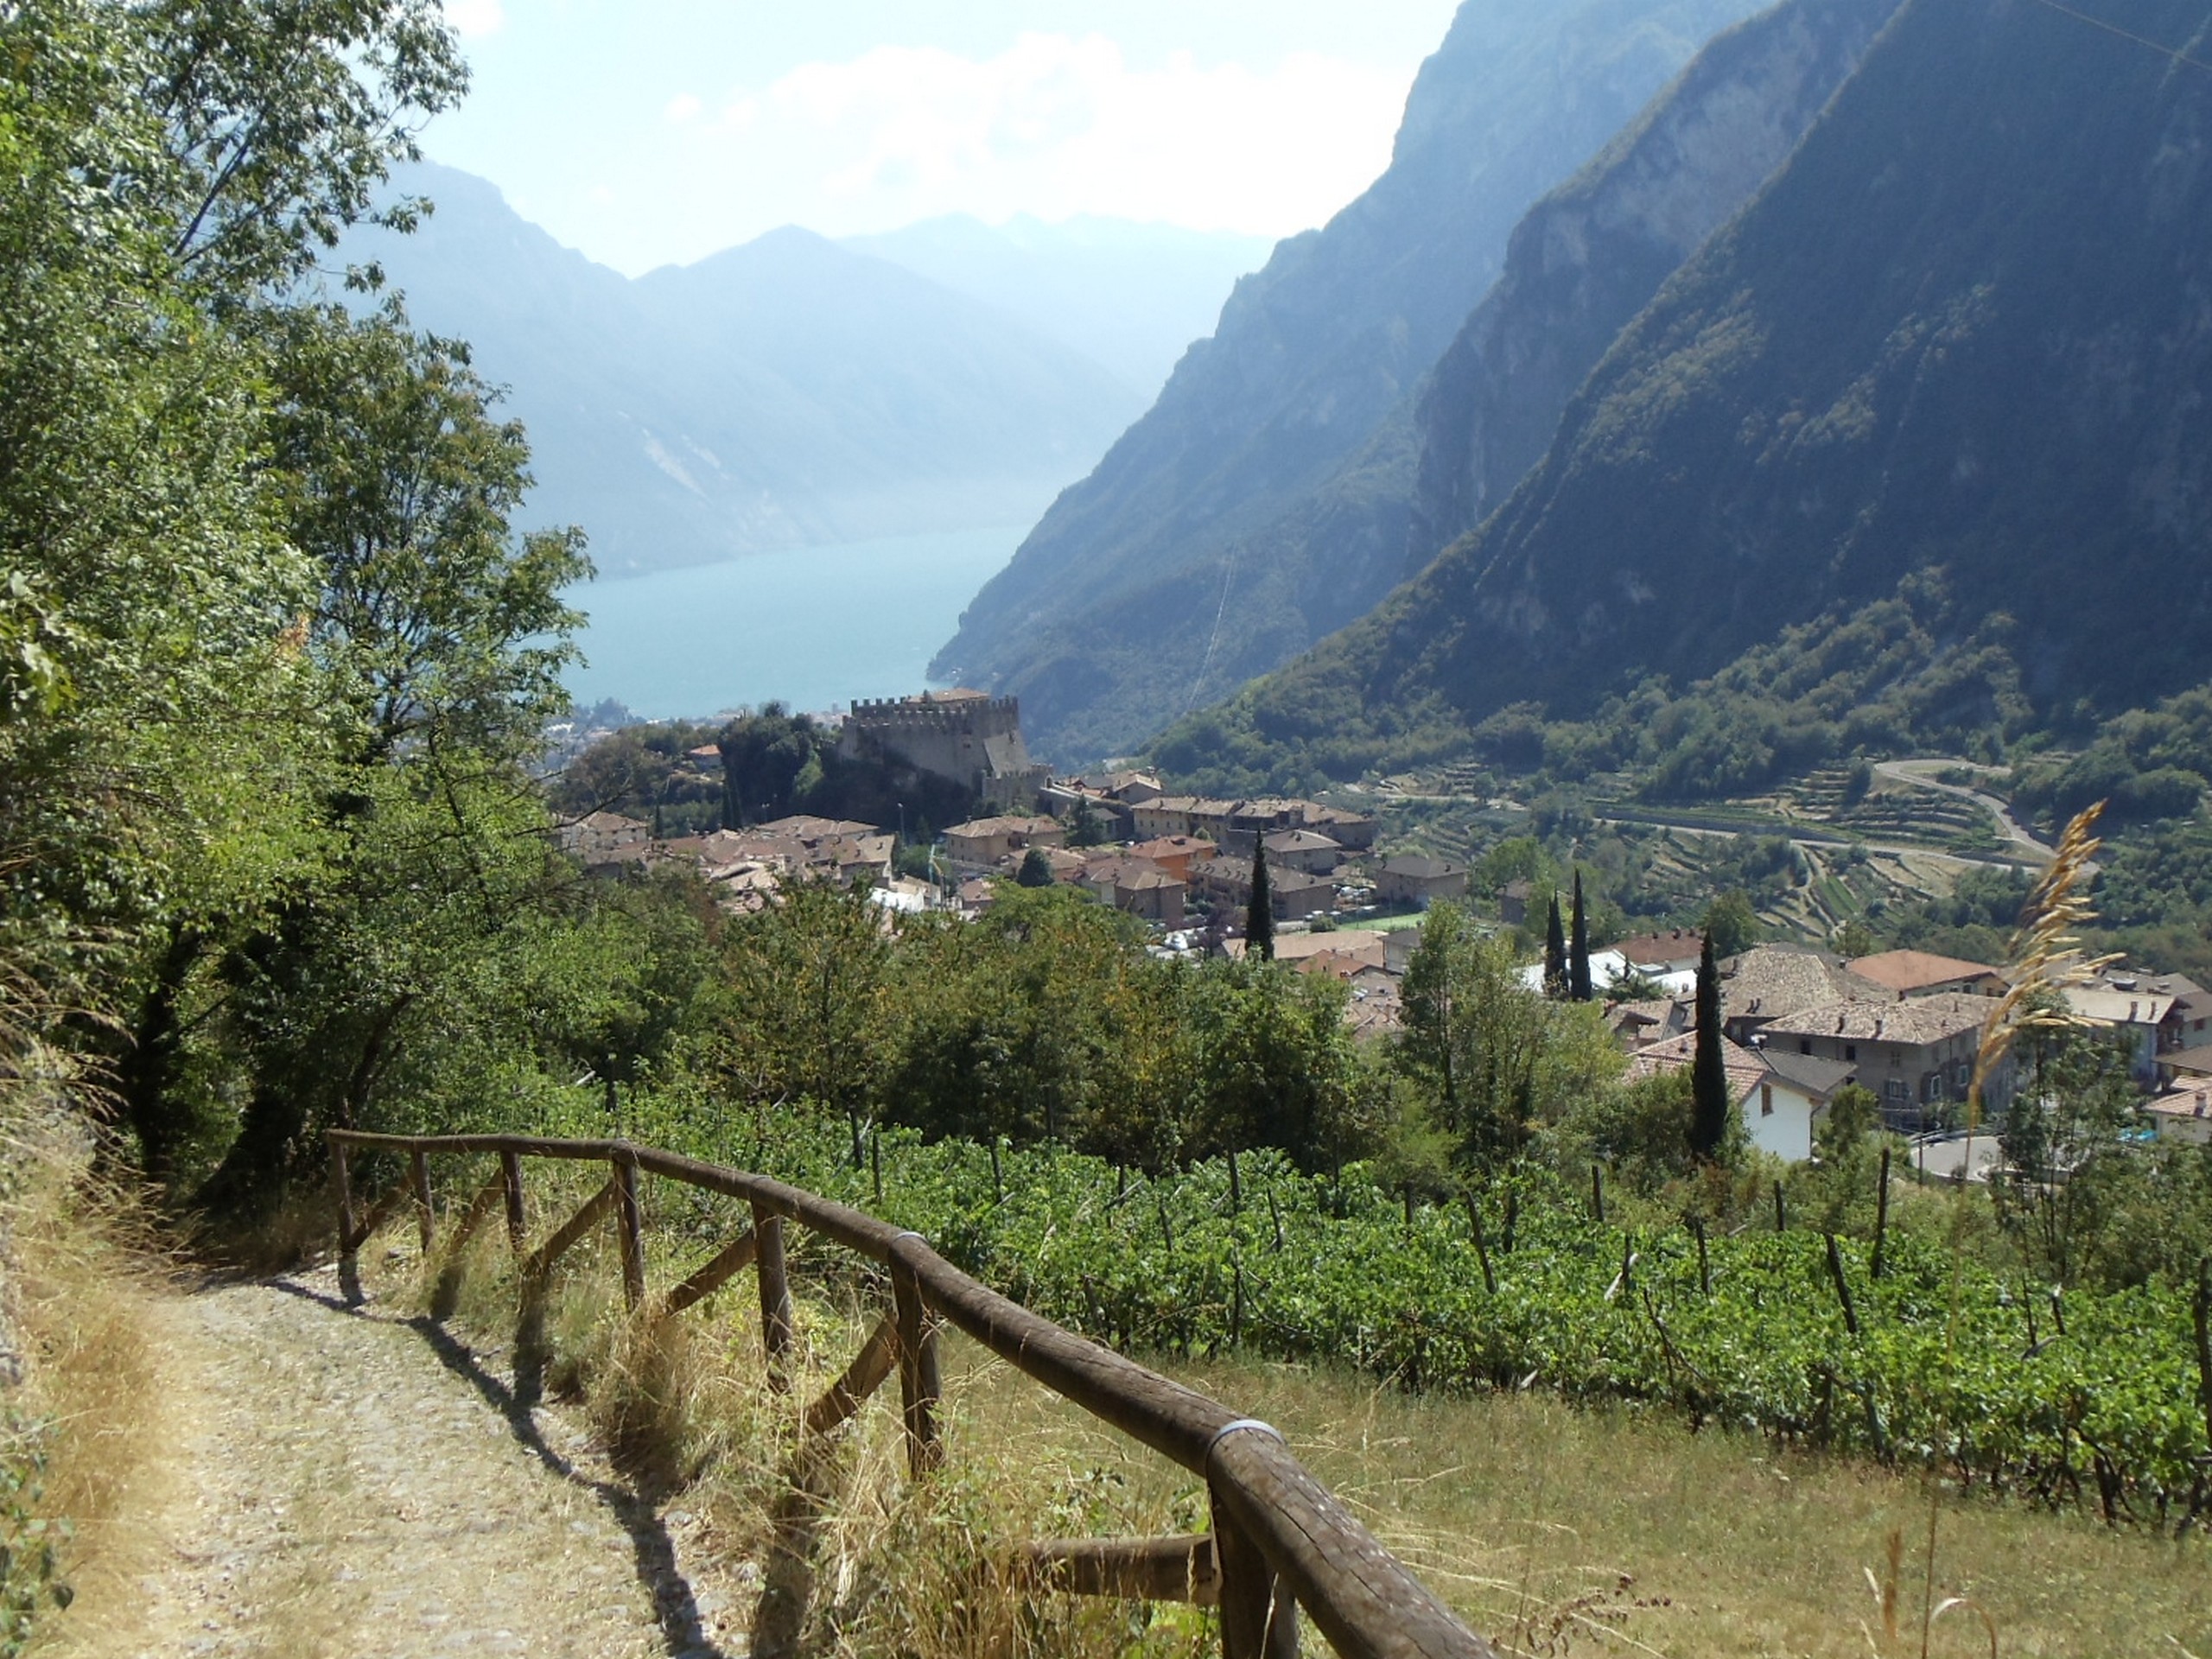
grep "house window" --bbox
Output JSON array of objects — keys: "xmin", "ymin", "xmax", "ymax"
[
  {"xmin": 1884, "ymin": 1078, "xmax": 1909, "ymax": 1103},
  {"xmin": 1953, "ymin": 1060, "xmax": 1971, "ymax": 1091},
  {"xmin": 1845, "ymin": 1044, "xmax": 1859, "ymax": 1062},
  {"xmin": 1761, "ymin": 1084, "xmax": 1775, "ymax": 1117}
]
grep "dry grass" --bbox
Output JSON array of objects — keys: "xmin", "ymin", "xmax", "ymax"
[
  {"xmin": 953, "ymin": 1346, "xmax": 2209, "ymax": 1658},
  {"xmin": 0, "ymin": 1096, "xmax": 168, "ymax": 1656},
  {"xmin": 391, "ymin": 1181, "xmax": 2207, "ymax": 1659}
]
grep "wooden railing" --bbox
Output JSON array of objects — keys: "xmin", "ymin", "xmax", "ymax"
[{"xmin": 327, "ymin": 1130, "xmax": 1497, "ymax": 1659}]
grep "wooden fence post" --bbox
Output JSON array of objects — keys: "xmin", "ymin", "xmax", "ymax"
[
  {"xmin": 891, "ymin": 1249, "xmax": 943, "ymax": 1476},
  {"xmin": 753, "ymin": 1200, "xmax": 794, "ymax": 1389},
  {"xmin": 2194, "ymin": 1256, "xmax": 2212, "ymax": 1459},
  {"xmin": 1871, "ymin": 1146, "xmax": 1891, "ymax": 1280},
  {"xmin": 613, "ymin": 1149, "xmax": 645, "ymax": 1309},
  {"xmin": 1465, "ymin": 1194, "xmax": 1496, "ymax": 1295},
  {"xmin": 1824, "ymin": 1233, "xmax": 1859, "ymax": 1338},
  {"xmin": 334, "ymin": 1140, "xmax": 357, "ymax": 1262},
  {"xmin": 1210, "ymin": 1484, "xmax": 1298, "ymax": 1658},
  {"xmin": 409, "ymin": 1147, "xmax": 434, "ymax": 1255},
  {"xmin": 501, "ymin": 1150, "xmax": 526, "ymax": 1255}
]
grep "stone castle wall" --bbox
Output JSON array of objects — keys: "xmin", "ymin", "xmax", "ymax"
[{"xmin": 838, "ymin": 694, "xmax": 1046, "ymax": 810}]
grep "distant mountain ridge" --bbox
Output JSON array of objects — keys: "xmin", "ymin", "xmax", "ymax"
[
  {"xmin": 840, "ymin": 215, "xmax": 1273, "ymax": 400},
  {"xmin": 1160, "ymin": 0, "xmax": 2212, "ymax": 788},
  {"xmin": 343, "ymin": 166, "xmax": 1248, "ymax": 577},
  {"xmin": 930, "ymin": 0, "xmax": 1776, "ymax": 764}
]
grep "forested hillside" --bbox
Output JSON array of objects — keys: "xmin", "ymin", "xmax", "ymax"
[
  {"xmin": 931, "ymin": 0, "xmax": 1770, "ymax": 762},
  {"xmin": 1162, "ymin": 0, "xmax": 2212, "ymax": 788}
]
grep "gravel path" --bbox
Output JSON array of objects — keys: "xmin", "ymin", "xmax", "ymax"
[{"xmin": 48, "ymin": 1265, "xmax": 747, "ymax": 1659}]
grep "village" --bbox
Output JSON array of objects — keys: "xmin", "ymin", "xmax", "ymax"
[{"xmin": 557, "ymin": 690, "xmax": 2212, "ymax": 1171}]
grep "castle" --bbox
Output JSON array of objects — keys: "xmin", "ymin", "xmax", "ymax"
[{"xmin": 836, "ymin": 689, "xmax": 1049, "ymax": 813}]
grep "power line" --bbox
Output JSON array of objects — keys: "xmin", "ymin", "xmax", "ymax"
[{"xmin": 2020, "ymin": 0, "xmax": 2212, "ymax": 75}]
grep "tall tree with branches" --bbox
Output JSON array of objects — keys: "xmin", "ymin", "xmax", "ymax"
[
  {"xmin": 1690, "ymin": 928, "xmax": 1731, "ymax": 1160},
  {"xmin": 1245, "ymin": 843, "xmax": 1274, "ymax": 963},
  {"xmin": 1568, "ymin": 868, "xmax": 1592, "ymax": 1002},
  {"xmin": 1543, "ymin": 895, "xmax": 1567, "ymax": 998}
]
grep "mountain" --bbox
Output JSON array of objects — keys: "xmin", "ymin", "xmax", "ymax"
[
  {"xmin": 340, "ymin": 164, "xmax": 1146, "ymax": 576},
  {"xmin": 839, "ymin": 215, "xmax": 1273, "ymax": 400},
  {"xmin": 1158, "ymin": 0, "xmax": 2212, "ymax": 789},
  {"xmin": 929, "ymin": 0, "xmax": 1775, "ymax": 764},
  {"xmin": 1037, "ymin": 0, "xmax": 1904, "ymax": 787}
]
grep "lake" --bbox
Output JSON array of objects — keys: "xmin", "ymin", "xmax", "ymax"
[{"xmin": 562, "ymin": 525, "xmax": 1020, "ymax": 720}]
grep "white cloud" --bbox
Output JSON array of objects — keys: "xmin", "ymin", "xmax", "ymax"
[
  {"xmin": 663, "ymin": 92, "xmax": 702, "ymax": 125},
  {"xmin": 652, "ymin": 33, "xmax": 1407, "ymax": 251},
  {"xmin": 442, "ymin": 0, "xmax": 505, "ymax": 39}
]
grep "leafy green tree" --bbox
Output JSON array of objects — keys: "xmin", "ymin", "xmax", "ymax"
[
  {"xmin": 1705, "ymin": 888, "xmax": 1759, "ymax": 958},
  {"xmin": 1016, "ymin": 846, "xmax": 1055, "ymax": 887},
  {"xmin": 1245, "ymin": 846, "xmax": 1274, "ymax": 962},
  {"xmin": 1689, "ymin": 931, "xmax": 1731, "ymax": 1161},
  {"xmin": 1398, "ymin": 902, "xmax": 1621, "ymax": 1169},
  {"xmin": 1994, "ymin": 1027, "xmax": 2150, "ymax": 1286},
  {"xmin": 1179, "ymin": 959, "xmax": 1358, "ymax": 1168},
  {"xmin": 1542, "ymin": 896, "xmax": 1567, "ymax": 998}
]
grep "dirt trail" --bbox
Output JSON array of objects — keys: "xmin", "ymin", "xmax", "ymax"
[{"xmin": 43, "ymin": 1265, "xmax": 746, "ymax": 1659}]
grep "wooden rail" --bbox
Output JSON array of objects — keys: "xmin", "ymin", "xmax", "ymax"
[{"xmin": 327, "ymin": 1130, "xmax": 1497, "ymax": 1659}]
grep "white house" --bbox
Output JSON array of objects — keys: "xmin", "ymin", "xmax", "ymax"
[{"xmin": 1627, "ymin": 1032, "xmax": 1840, "ymax": 1162}]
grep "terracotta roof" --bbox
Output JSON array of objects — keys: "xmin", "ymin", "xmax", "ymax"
[
  {"xmin": 1381, "ymin": 855, "xmax": 1464, "ymax": 879},
  {"xmin": 1720, "ymin": 946, "xmax": 1885, "ymax": 1027},
  {"xmin": 1847, "ymin": 950, "xmax": 2004, "ymax": 994},
  {"xmin": 1128, "ymin": 835, "xmax": 1217, "ymax": 860},
  {"xmin": 1262, "ymin": 830, "xmax": 1343, "ymax": 853},
  {"xmin": 1628, "ymin": 1033, "xmax": 1770, "ymax": 1109},
  {"xmin": 945, "ymin": 815, "xmax": 1060, "ymax": 838},
  {"xmin": 1614, "ymin": 929, "xmax": 1704, "ymax": 967},
  {"xmin": 1759, "ymin": 992, "xmax": 1993, "ymax": 1046}
]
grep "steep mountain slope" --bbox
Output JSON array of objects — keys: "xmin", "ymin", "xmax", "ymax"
[
  {"xmin": 1075, "ymin": 0, "xmax": 1903, "ymax": 781},
  {"xmin": 839, "ymin": 215, "xmax": 1273, "ymax": 399},
  {"xmin": 343, "ymin": 164, "xmax": 1143, "ymax": 576},
  {"xmin": 930, "ymin": 0, "xmax": 1773, "ymax": 762},
  {"xmin": 1161, "ymin": 0, "xmax": 2212, "ymax": 787},
  {"xmin": 1406, "ymin": 0, "xmax": 1902, "ymax": 562}
]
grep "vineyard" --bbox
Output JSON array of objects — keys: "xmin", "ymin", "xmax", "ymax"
[{"xmin": 562, "ymin": 1106, "xmax": 2212, "ymax": 1535}]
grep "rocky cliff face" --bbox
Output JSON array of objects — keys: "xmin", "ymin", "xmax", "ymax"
[
  {"xmin": 1164, "ymin": 0, "xmax": 2212, "ymax": 784},
  {"xmin": 930, "ymin": 0, "xmax": 1770, "ymax": 762},
  {"xmin": 1408, "ymin": 0, "xmax": 1902, "ymax": 562}
]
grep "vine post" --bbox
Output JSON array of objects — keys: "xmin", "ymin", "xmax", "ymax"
[{"xmin": 1872, "ymin": 1145, "xmax": 1891, "ymax": 1280}]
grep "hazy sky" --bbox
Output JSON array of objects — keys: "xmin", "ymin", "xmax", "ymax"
[{"xmin": 424, "ymin": 1, "xmax": 1465, "ymax": 275}]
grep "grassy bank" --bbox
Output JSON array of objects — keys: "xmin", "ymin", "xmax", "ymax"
[{"xmin": 392, "ymin": 1192, "xmax": 2207, "ymax": 1658}]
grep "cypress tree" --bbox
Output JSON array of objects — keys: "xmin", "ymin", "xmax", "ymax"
[
  {"xmin": 1245, "ymin": 842, "xmax": 1275, "ymax": 962},
  {"xmin": 1568, "ymin": 868, "xmax": 1592, "ymax": 1002},
  {"xmin": 1542, "ymin": 895, "xmax": 1567, "ymax": 998},
  {"xmin": 1691, "ymin": 928, "xmax": 1730, "ymax": 1160}
]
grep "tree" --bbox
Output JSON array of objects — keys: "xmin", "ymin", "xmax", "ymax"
[
  {"xmin": 1706, "ymin": 889, "xmax": 1759, "ymax": 959},
  {"xmin": 1398, "ymin": 902, "xmax": 1622, "ymax": 1169},
  {"xmin": 1690, "ymin": 930, "xmax": 1731, "ymax": 1160},
  {"xmin": 1245, "ymin": 845, "xmax": 1274, "ymax": 962},
  {"xmin": 1015, "ymin": 846, "xmax": 1055, "ymax": 887},
  {"xmin": 1543, "ymin": 896, "xmax": 1567, "ymax": 998},
  {"xmin": 1568, "ymin": 868, "xmax": 1592, "ymax": 1001}
]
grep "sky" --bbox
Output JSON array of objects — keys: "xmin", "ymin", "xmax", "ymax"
[{"xmin": 422, "ymin": 1, "xmax": 1465, "ymax": 275}]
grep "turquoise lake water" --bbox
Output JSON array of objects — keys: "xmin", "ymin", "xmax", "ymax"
[{"xmin": 562, "ymin": 526, "xmax": 1020, "ymax": 720}]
